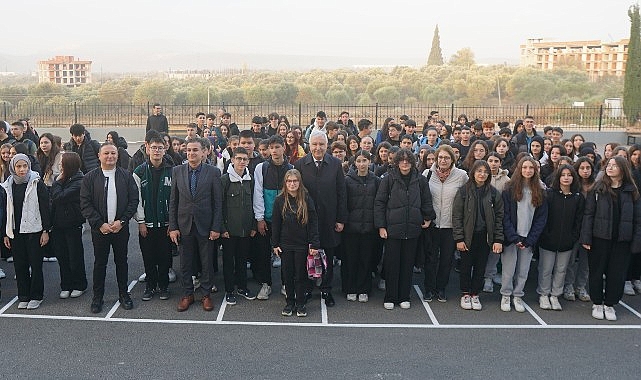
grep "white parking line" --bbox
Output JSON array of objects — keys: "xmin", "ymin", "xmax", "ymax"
[
  {"xmin": 413, "ymin": 285, "xmax": 439, "ymax": 325},
  {"xmin": 0, "ymin": 296, "xmax": 17, "ymax": 314},
  {"xmin": 321, "ymin": 299, "xmax": 328, "ymax": 324},
  {"xmin": 105, "ymin": 280, "xmax": 138, "ymax": 319},
  {"xmin": 216, "ymin": 298, "xmax": 227, "ymax": 322},
  {"xmin": 619, "ymin": 301, "xmax": 641, "ymax": 320},
  {"xmin": 523, "ymin": 301, "xmax": 548, "ymax": 326}
]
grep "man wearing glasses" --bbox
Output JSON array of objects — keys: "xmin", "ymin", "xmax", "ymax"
[
  {"xmin": 146, "ymin": 103, "xmax": 169, "ymax": 133},
  {"xmin": 133, "ymin": 135, "xmax": 174, "ymax": 302}
]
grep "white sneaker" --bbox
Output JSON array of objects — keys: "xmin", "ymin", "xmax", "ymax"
[
  {"xmin": 59, "ymin": 291, "xmax": 71, "ymax": 299},
  {"xmin": 272, "ymin": 256, "xmax": 282, "ymax": 268},
  {"xmin": 539, "ymin": 295, "xmax": 551, "ymax": 310},
  {"xmin": 399, "ymin": 301, "xmax": 410, "ymax": 309},
  {"xmin": 623, "ymin": 281, "xmax": 635, "ymax": 296},
  {"xmin": 604, "ymin": 305, "xmax": 617, "ymax": 321},
  {"xmin": 257, "ymin": 283, "xmax": 272, "ymax": 300},
  {"xmin": 138, "ymin": 273, "xmax": 147, "ymax": 282},
  {"xmin": 471, "ymin": 295, "xmax": 482, "ymax": 311},
  {"xmin": 358, "ymin": 294, "xmax": 368, "ymax": 303},
  {"xmin": 26, "ymin": 300, "xmax": 42, "ymax": 310},
  {"xmin": 383, "ymin": 302, "xmax": 394, "ymax": 310},
  {"xmin": 70, "ymin": 290, "xmax": 85, "ymax": 298},
  {"xmin": 378, "ymin": 279, "xmax": 386, "ymax": 291},
  {"xmin": 0, "ymin": 268, "xmax": 5, "ymax": 279},
  {"xmin": 492, "ymin": 274, "xmax": 502, "ymax": 285},
  {"xmin": 346, "ymin": 293, "xmax": 357, "ymax": 301},
  {"xmin": 500, "ymin": 296, "xmax": 511, "ymax": 312},
  {"xmin": 633, "ymin": 280, "xmax": 641, "ymax": 294},
  {"xmin": 168, "ymin": 268, "xmax": 176, "ymax": 283},
  {"xmin": 576, "ymin": 288, "xmax": 591, "ymax": 302},
  {"xmin": 549, "ymin": 295, "xmax": 562, "ymax": 311},
  {"xmin": 460, "ymin": 294, "xmax": 472, "ymax": 310},
  {"xmin": 280, "ymin": 285, "xmax": 287, "ymax": 296},
  {"xmin": 513, "ymin": 297, "xmax": 526, "ymax": 313},
  {"xmin": 17, "ymin": 301, "xmax": 29, "ymax": 309},
  {"xmin": 7, "ymin": 256, "xmax": 14, "ymax": 263},
  {"xmin": 592, "ymin": 304, "xmax": 604, "ymax": 320},
  {"xmin": 482, "ymin": 278, "xmax": 493, "ymax": 293}
]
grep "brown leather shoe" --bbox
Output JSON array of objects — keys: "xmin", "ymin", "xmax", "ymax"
[
  {"xmin": 202, "ymin": 295, "xmax": 214, "ymax": 311},
  {"xmin": 177, "ymin": 294, "xmax": 194, "ymax": 312}
]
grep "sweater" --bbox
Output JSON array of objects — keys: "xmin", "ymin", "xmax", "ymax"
[
  {"xmin": 502, "ymin": 185, "xmax": 548, "ymax": 247},
  {"xmin": 539, "ymin": 189, "xmax": 585, "ymax": 252}
]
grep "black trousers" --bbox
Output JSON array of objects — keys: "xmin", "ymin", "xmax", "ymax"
[
  {"xmin": 343, "ymin": 232, "xmax": 374, "ymax": 295},
  {"xmin": 251, "ymin": 223, "xmax": 272, "ymax": 286},
  {"xmin": 281, "ymin": 248, "xmax": 308, "ymax": 306},
  {"xmin": 626, "ymin": 250, "xmax": 641, "ymax": 281},
  {"xmin": 383, "ymin": 238, "xmax": 417, "ymax": 304},
  {"xmin": 180, "ymin": 224, "xmax": 214, "ymax": 297},
  {"xmin": 320, "ymin": 246, "xmax": 336, "ymax": 292},
  {"xmin": 13, "ymin": 232, "xmax": 44, "ymax": 302},
  {"xmin": 53, "ymin": 226, "xmax": 87, "ymax": 292},
  {"xmin": 139, "ymin": 227, "xmax": 171, "ymax": 291},
  {"xmin": 589, "ymin": 238, "xmax": 631, "ymax": 306},
  {"xmin": 91, "ymin": 228, "xmax": 130, "ymax": 299},
  {"xmin": 222, "ymin": 236, "xmax": 250, "ymax": 293},
  {"xmin": 459, "ymin": 231, "xmax": 490, "ymax": 295},
  {"xmin": 424, "ymin": 227, "xmax": 455, "ymax": 293}
]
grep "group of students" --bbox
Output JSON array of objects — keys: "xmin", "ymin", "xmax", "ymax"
[{"xmin": 1, "ymin": 111, "xmax": 640, "ymax": 323}]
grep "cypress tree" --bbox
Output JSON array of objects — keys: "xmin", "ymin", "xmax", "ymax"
[
  {"xmin": 624, "ymin": 4, "xmax": 641, "ymax": 124},
  {"xmin": 427, "ymin": 25, "xmax": 444, "ymax": 66}
]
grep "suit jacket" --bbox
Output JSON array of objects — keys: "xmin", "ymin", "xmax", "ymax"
[
  {"xmin": 168, "ymin": 163, "xmax": 223, "ymax": 236},
  {"xmin": 294, "ymin": 153, "xmax": 347, "ymax": 248},
  {"xmin": 80, "ymin": 166, "xmax": 139, "ymax": 230}
]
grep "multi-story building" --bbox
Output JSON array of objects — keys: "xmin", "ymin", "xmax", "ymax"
[
  {"xmin": 38, "ymin": 55, "xmax": 92, "ymax": 87},
  {"xmin": 520, "ymin": 38, "xmax": 628, "ymax": 80}
]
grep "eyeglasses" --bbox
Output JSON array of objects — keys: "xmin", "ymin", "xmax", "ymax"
[
  {"xmin": 286, "ymin": 179, "xmax": 299, "ymax": 183},
  {"xmin": 149, "ymin": 146, "xmax": 165, "ymax": 151},
  {"xmin": 437, "ymin": 156, "xmax": 452, "ymax": 160},
  {"xmin": 234, "ymin": 157, "xmax": 249, "ymax": 162},
  {"xmin": 606, "ymin": 164, "xmax": 619, "ymax": 169}
]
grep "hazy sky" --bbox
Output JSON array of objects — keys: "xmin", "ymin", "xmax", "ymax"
[{"xmin": 3, "ymin": 0, "xmax": 633, "ymax": 71}]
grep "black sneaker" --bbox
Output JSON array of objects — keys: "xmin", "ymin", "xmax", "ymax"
[
  {"xmin": 296, "ymin": 304, "xmax": 307, "ymax": 317},
  {"xmin": 282, "ymin": 304, "xmax": 294, "ymax": 316},
  {"xmin": 423, "ymin": 290, "xmax": 434, "ymax": 302},
  {"xmin": 120, "ymin": 293, "xmax": 134, "ymax": 310},
  {"xmin": 437, "ymin": 290, "xmax": 447, "ymax": 303},
  {"xmin": 142, "ymin": 288, "xmax": 155, "ymax": 301},
  {"xmin": 90, "ymin": 298, "xmax": 104, "ymax": 314},
  {"xmin": 225, "ymin": 293, "xmax": 237, "ymax": 305},
  {"xmin": 236, "ymin": 289, "xmax": 256, "ymax": 300},
  {"xmin": 158, "ymin": 289, "xmax": 170, "ymax": 300},
  {"xmin": 305, "ymin": 292, "xmax": 313, "ymax": 302},
  {"xmin": 322, "ymin": 292, "xmax": 335, "ymax": 307}
]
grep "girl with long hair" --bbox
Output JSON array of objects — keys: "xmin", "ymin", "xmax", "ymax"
[
  {"xmin": 461, "ymin": 140, "xmax": 489, "ymax": 172},
  {"xmin": 284, "ymin": 131, "xmax": 305, "ymax": 164},
  {"xmin": 0, "ymin": 143, "xmax": 12, "ymax": 182},
  {"xmin": 271, "ymin": 169, "xmax": 320, "ymax": 317},
  {"xmin": 452, "ymin": 160, "xmax": 504, "ymax": 311},
  {"xmin": 537, "ymin": 164, "xmax": 584, "ymax": 311},
  {"xmin": 492, "ymin": 137, "xmax": 516, "ymax": 175},
  {"xmin": 36, "ymin": 133, "xmax": 63, "ymax": 187},
  {"xmin": 500, "ymin": 156, "xmax": 548, "ymax": 313},
  {"xmin": 375, "ymin": 117, "xmax": 395, "ymax": 146},
  {"xmin": 581, "ymin": 156, "xmax": 641, "ymax": 321}
]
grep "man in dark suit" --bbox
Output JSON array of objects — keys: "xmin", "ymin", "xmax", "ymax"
[
  {"xmin": 80, "ymin": 143, "xmax": 139, "ymax": 314},
  {"xmin": 169, "ymin": 138, "xmax": 223, "ymax": 312},
  {"xmin": 294, "ymin": 131, "xmax": 347, "ymax": 307}
]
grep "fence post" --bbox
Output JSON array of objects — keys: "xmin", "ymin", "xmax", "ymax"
[
  {"xmin": 298, "ymin": 103, "xmax": 302, "ymax": 127},
  {"xmin": 3, "ymin": 101, "xmax": 6, "ymax": 120},
  {"xmin": 526, "ymin": 104, "xmax": 530, "ymax": 117},
  {"xmin": 598, "ymin": 104, "xmax": 604, "ymax": 132},
  {"xmin": 450, "ymin": 103, "xmax": 454, "ymax": 124},
  {"xmin": 375, "ymin": 103, "xmax": 379, "ymax": 130},
  {"xmin": 73, "ymin": 102, "xmax": 78, "ymax": 124},
  {"xmin": 147, "ymin": 101, "xmax": 150, "ymax": 116}
]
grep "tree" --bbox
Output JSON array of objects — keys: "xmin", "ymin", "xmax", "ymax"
[
  {"xmin": 624, "ymin": 4, "xmax": 641, "ymax": 123},
  {"xmin": 427, "ymin": 25, "xmax": 444, "ymax": 66},
  {"xmin": 449, "ymin": 48, "xmax": 476, "ymax": 67}
]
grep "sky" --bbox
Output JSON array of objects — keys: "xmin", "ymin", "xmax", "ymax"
[{"xmin": 1, "ymin": 0, "xmax": 634, "ymax": 72}]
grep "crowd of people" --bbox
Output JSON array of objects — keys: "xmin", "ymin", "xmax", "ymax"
[{"xmin": 0, "ymin": 107, "xmax": 640, "ymax": 322}]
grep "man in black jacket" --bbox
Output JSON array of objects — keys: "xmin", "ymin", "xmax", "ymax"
[
  {"xmin": 146, "ymin": 103, "xmax": 169, "ymax": 133},
  {"xmin": 64, "ymin": 124, "xmax": 101, "ymax": 174},
  {"xmin": 80, "ymin": 143, "xmax": 139, "ymax": 314}
]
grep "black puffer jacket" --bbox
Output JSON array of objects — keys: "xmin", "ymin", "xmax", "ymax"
[
  {"xmin": 374, "ymin": 167, "xmax": 435, "ymax": 239},
  {"xmin": 345, "ymin": 169, "xmax": 380, "ymax": 234},
  {"xmin": 50, "ymin": 171, "xmax": 85, "ymax": 228},
  {"xmin": 539, "ymin": 189, "xmax": 584, "ymax": 252},
  {"xmin": 580, "ymin": 183, "xmax": 641, "ymax": 253},
  {"xmin": 63, "ymin": 132, "xmax": 100, "ymax": 174}
]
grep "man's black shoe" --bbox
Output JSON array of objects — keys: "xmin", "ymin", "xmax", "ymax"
[
  {"xmin": 90, "ymin": 298, "xmax": 104, "ymax": 314},
  {"xmin": 120, "ymin": 293, "xmax": 134, "ymax": 310},
  {"xmin": 322, "ymin": 292, "xmax": 335, "ymax": 307},
  {"xmin": 142, "ymin": 288, "xmax": 154, "ymax": 301}
]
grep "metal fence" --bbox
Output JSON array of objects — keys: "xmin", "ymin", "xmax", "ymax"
[{"xmin": 1, "ymin": 101, "xmax": 635, "ymax": 132}]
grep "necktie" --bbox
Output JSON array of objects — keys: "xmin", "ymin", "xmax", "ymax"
[
  {"xmin": 190, "ymin": 169, "xmax": 197, "ymax": 197},
  {"xmin": 316, "ymin": 160, "xmax": 321, "ymax": 168}
]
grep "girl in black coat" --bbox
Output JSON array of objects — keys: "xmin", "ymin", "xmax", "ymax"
[
  {"xmin": 50, "ymin": 152, "xmax": 87, "ymax": 299},
  {"xmin": 374, "ymin": 149, "xmax": 435, "ymax": 310},
  {"xmin": 581, "ymin": 156, "xmax": 641, "ymax": 321},
  {"xmin": 343, "ymin": 151, "xmax": 380, "ymax": 303}
]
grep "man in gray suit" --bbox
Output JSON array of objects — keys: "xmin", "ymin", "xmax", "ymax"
[{"xmin": 169, "ymin": 138, "xmax": 223, "ymax": 312}]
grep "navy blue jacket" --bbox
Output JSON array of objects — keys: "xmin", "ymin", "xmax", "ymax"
[{"xmin": 502, "ymin": 186, "xmax": 548, "ymax": 247}]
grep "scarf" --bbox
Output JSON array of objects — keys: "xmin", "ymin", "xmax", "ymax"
[
  {"xmin": 436, "ymin": 166, "xmax": 451, "ymax": 183},
  {"xmin": 9, "ymin": 154, "xmax": 39, "ymax": 184}
]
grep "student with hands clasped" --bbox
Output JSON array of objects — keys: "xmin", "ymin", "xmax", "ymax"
[{"xmin": 271, "ymin": 169, "xmax": 320, "ymax": 318}]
